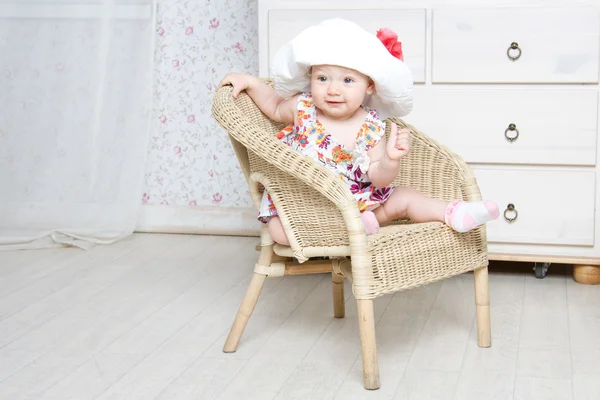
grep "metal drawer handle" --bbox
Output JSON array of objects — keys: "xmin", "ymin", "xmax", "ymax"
[
  {"xmin": 507, "ymin": 42, "xmax": 521, "ymax": 61},
  {"xmin": 505, "ymin": 123, "xmax": 519, "ymax": 142},
  {"xmin": 504, "ymin": 203, "xmax": 518, "ymax": 223}
]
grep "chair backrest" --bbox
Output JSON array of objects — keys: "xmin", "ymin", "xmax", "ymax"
[
  {"xmin": 389, "ymin": 118, "xmax": 469, "ymax": 202},
  {"xmin": 212, "ymin": 81, "xmax": 480, "ymax": 251}
]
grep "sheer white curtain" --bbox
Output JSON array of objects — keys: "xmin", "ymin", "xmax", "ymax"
[{"xmin": 0, "ymin": 0, "xmax": 156, "ymax": 250}]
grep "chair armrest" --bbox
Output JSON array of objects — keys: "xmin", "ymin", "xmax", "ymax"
[
  {"xmin": 212, "ymin": 85, "xmax": 369, "ymax": 261},
  {"xmin": 212, "ymin": 84, "xmax": 358, "ymax": 209}
]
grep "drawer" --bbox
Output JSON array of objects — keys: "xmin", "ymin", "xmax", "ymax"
[
  {"xmin": 432, "ymin": 7, "xmax": 600, "ymax": 83},
  {"xmin": 403, "ymin": 87, "xmax": 598, "ymax": 166},
  {"xmin": 266, "ymin": 9, "xmax": 426, "ymax": 82},
  {"xmin": 473, "ymin": 167, "xmax": 596, "ymax": 246}
]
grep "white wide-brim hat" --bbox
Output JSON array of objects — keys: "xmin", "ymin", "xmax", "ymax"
[{"xmin": 270, "ymin": 18, "xmax": 413, "ymax": 119}]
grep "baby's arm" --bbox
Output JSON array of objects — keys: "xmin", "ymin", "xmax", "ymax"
[
  {"xmin": 366, "ymin": 137, "xmax": 401, "ymax": 188},
  {"xmin": 366, "ymin": 123, "xmax": 410, "ymax": 188},
  {"xmin": 218, "ymin": 73, "xmax": 298, "ymax": 124}
]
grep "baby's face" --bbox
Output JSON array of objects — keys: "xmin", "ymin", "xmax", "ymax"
[{"xmin": 310, "ymin": 65, "xmax": 374, "ymax": 120}]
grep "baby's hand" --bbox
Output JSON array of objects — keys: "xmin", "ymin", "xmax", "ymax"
[
  {"xmin": 218, "ymin": 73, "xmax": 255, "ymax": 99},
  {"xmin": 386, "ymin": 123, "xmax": 411, "ymax": 161}
]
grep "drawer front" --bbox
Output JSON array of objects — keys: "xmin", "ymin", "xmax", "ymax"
[
  {"xmin": 473, "ymin": 167, "xmax": 596, "ymax": 246},
  {"xmin": 432, "ymin": 7, "xmax": 600, "ymax": 83},
  {"xmin": 403, "ymin": 87, "xmax": 598, "ymax": 166},
  {"xmin": 267, "ymin": 9, "xmax": 426, "ymax": 82}
]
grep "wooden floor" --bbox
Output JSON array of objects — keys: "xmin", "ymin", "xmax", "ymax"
[{"xmin": 0, "ymin": 233, "xmax": 599, "ymax": 400}]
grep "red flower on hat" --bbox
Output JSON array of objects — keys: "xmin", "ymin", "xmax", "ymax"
[{"xmin": 376, "ymin": 28, "xmax": 403, "ymax": 61}]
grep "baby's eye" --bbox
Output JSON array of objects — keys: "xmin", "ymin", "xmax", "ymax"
[
  {"xmin": 317, "ymin": 76, "xmax": 327, "ymax": 82},
  {"xmin": 344, "ymin": 78, "xmax": 354, "ymax": 83}
]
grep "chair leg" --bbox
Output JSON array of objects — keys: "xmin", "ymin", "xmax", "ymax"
[
  {"xmin": 474, "ymin": 266, "xmax": 491, "ymax": 348},
  {"xmin": 223, "ymin": 245, "xmax": 272, "ymax": 353},
  {"xmin": 357, "ymin": 299, "xmax": 380, "ymax": 390},
  {"xmin": 223, "ymin": 272, "xmax": 266, "ymax": 353},
  {"xmin": 332, "ymin": 272, "xmax": 345, "ymax": 318}
]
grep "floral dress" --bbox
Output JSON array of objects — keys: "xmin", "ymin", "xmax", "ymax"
[{"xmin": 258, "ymin": 93, "xmax": 394, "ymax": 223}]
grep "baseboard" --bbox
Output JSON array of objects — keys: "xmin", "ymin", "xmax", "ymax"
[{"xmin": 135, "ymin": 205, "xmax": 261, "ymax": 236}]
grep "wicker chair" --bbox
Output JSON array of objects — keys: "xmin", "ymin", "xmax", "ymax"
[{"xmin": 211, "ymin": 81, "xmax": 491, "ymax": 390}]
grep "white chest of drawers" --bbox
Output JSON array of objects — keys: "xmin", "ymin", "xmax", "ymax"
[{"xmin": 258, "ymin": 0, "xmax": 600, "ymax": 283}]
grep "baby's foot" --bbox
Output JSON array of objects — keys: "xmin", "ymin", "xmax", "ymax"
[
  {"xmin": 444, "ymin": 200, "xmax": 499, "ymax": 233},
  {"xmin": 362, "ymin": 210, "xmax": 380, "ymax": 235}
]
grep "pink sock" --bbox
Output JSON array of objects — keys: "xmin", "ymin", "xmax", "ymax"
[
  {"xmin": 444, "ymin": 200, "xmax": 499, "ymax": 233},
  {"xmin": 362, "ymin": 210, "xmax": 380, "ymax": 235}
]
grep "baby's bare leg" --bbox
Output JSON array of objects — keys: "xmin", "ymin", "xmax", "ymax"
[
  {"xmin": 373, "ymin": 187, "xmax": 447, "ymax": 225},
  {"xmin": 267, "ymin": 216, "xmax": 290, "ymax": 246},
  {"xmin": 373, "ymin": 186, "xmax": 499, "ymax": 232}
]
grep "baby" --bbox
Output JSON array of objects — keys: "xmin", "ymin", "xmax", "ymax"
[{"xmin": 219, "ymin": 19, "xmax": 498, "ymax": 245}]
